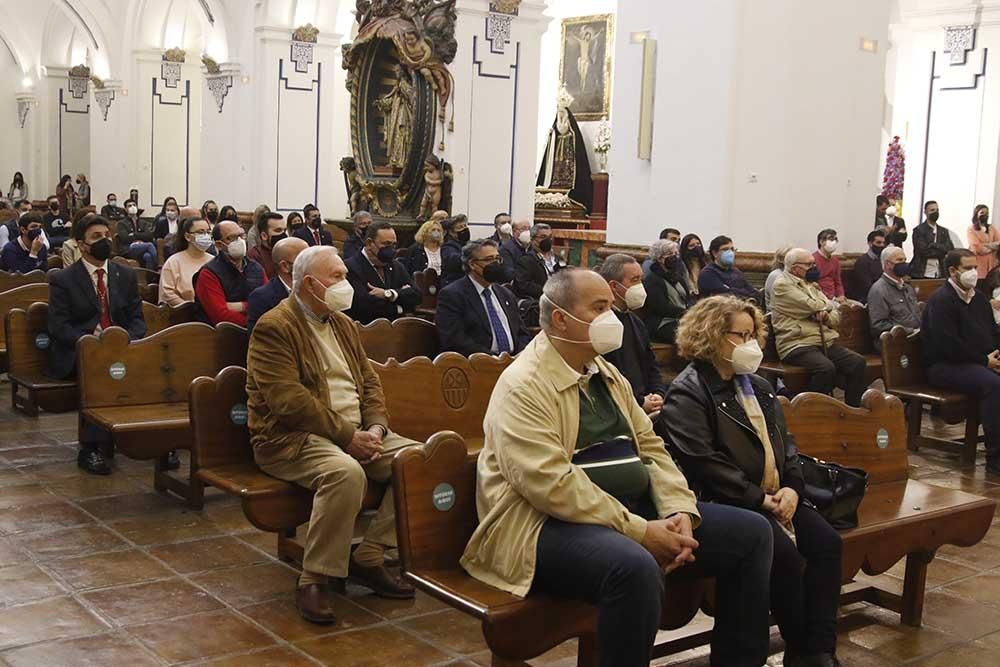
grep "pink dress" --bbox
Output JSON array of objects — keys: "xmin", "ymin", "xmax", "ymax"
[{"xmin": 967, "ymin": 224, "xmax": 1000, "ymax": 279}]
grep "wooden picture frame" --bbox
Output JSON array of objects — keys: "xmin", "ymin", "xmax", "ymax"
[{"xmin": 559, "ymin": 14, "xmax": 614, "ymax": 121}]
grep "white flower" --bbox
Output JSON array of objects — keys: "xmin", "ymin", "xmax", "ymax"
[{"xmin": 595, "ymin": 120, "xmax": 611, "ymax": 153}]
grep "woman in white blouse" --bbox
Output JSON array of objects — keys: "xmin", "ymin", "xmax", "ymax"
[
  {"xmin": 158, "ymin": 217, "xmax": 213, "ymax": 306},
  {"xmin": 404, "ymin": 218, "xmax": 445, "ymax": 275}
]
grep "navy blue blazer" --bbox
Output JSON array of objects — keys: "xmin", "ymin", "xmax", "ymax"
[
  {"xmin": 342, "ymin": 234, "xmax": 365, "ymax": 260},
  {"xmin": 247, "ymin": 277, "xmax": 289, "ymax": 335},
  {"xmin": 293, "ymin": 226, "xmax": 333, "ymax": 247},
  {"xmin": 498, "ymin": 238, "xmax": 526, "ymax": 283},
  {"xmin": 345, "ymin": 252, "xmax": 422, "ymax": 324},
  {"xmin": 435, "ymin": 275, "xmax": 529, "ymax": 356}
]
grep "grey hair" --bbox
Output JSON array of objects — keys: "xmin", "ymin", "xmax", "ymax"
[
  {"xmin": 648, "ymin": 239, "xmax": 679, "ymax": 263},
  {"xmin": 530, "ymin": 223, "xmax": 551, "ymax": 240},
  {"xmin": 783, "ymin": 248, "xmax": 812, "ymax": 271},
  {"xmin": 880, "ymin": 244, "xmax": 903, "ymax": 264},
  {"xmin": 461, "ymin": 238, "xmax": 498, "ymax": 273},
  {"xmin": 539, "ymin": 268, "xmax": 581, "ymax": 329},
  {"xmin": 292, "ymin": 245, "xmax": 339, "ymax": 292},
  {"xmin": 352, "ymin": 210, "xmax": 372, "ymax": 224},
  {"xmin": 597, "ymin": 253, "xmax": 638, "ymax": 283},
  {"xmin": 512, "ymin": 219, "xmax": 531, "ymax": 233}
]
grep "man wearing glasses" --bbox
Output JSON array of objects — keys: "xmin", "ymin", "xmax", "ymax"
[
  {"xmin": 435, "ymin": 238, "xmax": 529, "ymax": 355},
  {"xmin": 193, "ymin": 220, "xmax": 268, "ymax": 326},
  {"xmin": 770, "ymin": 247, "xmax": 867, "ymax": 406}
]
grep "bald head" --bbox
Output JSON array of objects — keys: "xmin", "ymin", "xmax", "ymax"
[
  {"xmin": 540, "ymin": 269, "xmax": 612, "ymax": 330},
  {"xmin": 272, "ymin": 236, "xmax": 308, "ymax": 280},
  {"xmin": 783, "ymin": 248, "xmax": 812, "ymax": 271},
  {"xmin": 180, "ymin": 206, "xmax": 200, "ymax": 220}
]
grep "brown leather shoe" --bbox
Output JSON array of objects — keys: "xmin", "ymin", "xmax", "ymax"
[
  {"xmin": 348, "ymin": 560, "xmax": 415, "ymax": 599},
  {"xmin": 295, "ymin": 584, "xmax": 337, "ymax": 624}
]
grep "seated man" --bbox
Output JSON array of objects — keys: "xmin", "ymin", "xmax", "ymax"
[
  {"xmin": 100, "ymin": 193, "xmax": 125, "ymax": 222},
  {"xmin": 0, "ymin": 211, "xmax": 47, "ymax": 273},
  {"xmin": 868, "ymin": 245, "xmax": 920, "ymax": 351},
  {"xmin": 193, "ymin": 221, "xmax": 268, "ymax": 326},
  {"xmin": 435, "ymin": 238, "xmax": 529, "ymax": 356},
  {"xmin": 345, "ymin": 221, "xmax": 422, "ymax": 324},
  {"xmin": 47, "ymin": 216, "xmax": 146, "ymax": 475},
  {"xmin": 772, "ymin": 248, "xmax": 867, "ymax": 407},
  {"xmin": 923, "ymin": 249, "xmax": 1000, "ymax": 474},
  {"xmin": 597, "ymin": 253, "xmax": 666, "ymax": 422},
  {"xmin": 42, "ymin": 196, "xmax": 71, "ymax": 249},
  {"xmin": 342, "ymin": 211, "xmax": 372, "ymax": 260},
  {"xmin": 461, "ymin": 269, "xmax": 773, "ymax": 667},
  {"xmin": 293, "ymin": 204, "xmax": 332, "ymax": 247},
  {"xmin": 514, "ymin": 223, "xmax": 563, "ymax": 300},
  {"xmin": 498, "ymin": 218, "xmax": 530, "ymax": 283},
  {"xmin": 247, "ymin": 212, "xmax": 286, "ymax": 279},
  {"xmin": 248, "ymin": 245, "xmax": 415, "ymax": 624},
  {"xmin": 849, "ymin": 229, "xmax": 885, "ymax": 304},
  {"xmin": 247, "ymin": 236, "xmax": 308, "ymax": 334},
  {"xmin": 698, "ymin": 235, "xmax": 762, "ymax": 303},
  {"xmin": 812, "ymin": 228, "xmax": 846, "ymax": 302},
  {"xmin": 488, "ymin": 211, "xmax": 512, "ymax": 243}
]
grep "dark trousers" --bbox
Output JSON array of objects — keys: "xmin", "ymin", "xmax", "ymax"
[
  {"xmin": 783, "ymin": 344, "xmax": 867, "ymax": 406},
  {"xmin": 532, "ymin": 501, "xmax": 773, "ymax": 667},
  {"xmin": 766, "ymin": 504, "xmax": 842, "ymax": 655},
  {"xmin": 929, "ymin": 362, "xmax": 1000, "ymax": 463}
]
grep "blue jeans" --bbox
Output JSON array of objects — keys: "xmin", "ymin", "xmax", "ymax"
[
  {"xmin": 929, "ymin": 362, "xmax": 1000, "ymax": 464},
  {"xmin": 125, "ymin": 241, "xmax": 157, "ymax": 269},
  {"xmin": 532, "ymin": 501, "xmax": 773, "ymax": 667}
]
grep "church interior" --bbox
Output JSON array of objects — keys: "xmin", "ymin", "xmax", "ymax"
[{"xmin": 3, "ymin": 0, "xmax": 1000, "ymax": 666}]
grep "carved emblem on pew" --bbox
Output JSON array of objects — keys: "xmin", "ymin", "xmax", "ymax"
[{"xmin": 442, "ymin": 367, "xmax": 470, "ymax": 409}]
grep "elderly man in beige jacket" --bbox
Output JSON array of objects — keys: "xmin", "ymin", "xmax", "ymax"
[
  {"xmin": 771, "ymin": 248, "xmax": 867, "ymax": 406},
  {"xmin": 461, "ymin": 268, "xmax": 775, "ymax": 667}
]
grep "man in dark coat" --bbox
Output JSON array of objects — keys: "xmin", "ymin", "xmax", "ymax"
[{"xmin": 345, "ymin": 222, "xmax": 422, "ymax": 324}]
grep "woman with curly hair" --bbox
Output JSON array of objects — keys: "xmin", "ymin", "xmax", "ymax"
[{"xmin": 663, "ymin": 295, "xmax": 842, "ymax": 667}]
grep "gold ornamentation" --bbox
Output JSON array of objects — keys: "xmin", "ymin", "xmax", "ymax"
[
  {"xmin": 163, "ymin": 48, "xmax": 187, "ymax": 63},
  {"xmin": 202, "ymin": 55, "xmax": 221, "ymax": 74},
  {"xmin": 490, "ymin": 0, "xmax": 520, "ymax": 15},
  {"xmin": 68, "ymin": 65, "xmax": 91, "ymax": 78},
  {"xmin": 293, "ymin": 23, "xmax": 320, "ymax": 43}
]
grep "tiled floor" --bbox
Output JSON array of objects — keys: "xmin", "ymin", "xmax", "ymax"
[{"xmin": 1, "ymin": 386, "xmax": 1000, "ymax": 666}]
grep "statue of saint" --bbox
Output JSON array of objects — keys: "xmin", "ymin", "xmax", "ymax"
[
  {"xmin": 537, "ymin": 86, "xmax": 593, "ymax": 213},
  {"xmin": 375, "ymin": 64, "xmax": 416, "ymax": 169}
]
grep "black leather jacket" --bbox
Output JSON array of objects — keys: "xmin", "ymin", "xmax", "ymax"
[{"xmin": 662, "ymin": 361, "xmax": 805, "ymax": 510}]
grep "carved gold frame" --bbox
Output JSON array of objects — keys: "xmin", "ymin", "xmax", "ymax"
[{"xmin": 558, "ymin": 13, "xmax": 614, "ymax": 122}]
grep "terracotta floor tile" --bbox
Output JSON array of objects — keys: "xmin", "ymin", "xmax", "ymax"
[
  {"xmin": 12, "ymin": 524, "xmax": 129, "ymax": 561},
  {"xmin": 193, "ymin": 646, "xmax": 320, "ymax": 666},
  {"xmin": 0, "ymin": 500, "xmax": 93, "ymax": 535},
  {"xmin": 202, "ymin": 503, "xmax": 257, "ymax": 534},
  {"xmin": 128, "ymin": 609, "xmax": 275, "ymax": 663},
  {"xmin": 239, "ymin": 597, "xmax": 381, "ymax": 642},
  {"xmin": 82, "ymin": 577, "xmax": 223, "ymax": 625},
  {"xmin": 0, "ymin": 562, "xmax": 65, "ymax": 605},
  {"xmin": 347, "ymin": 586, "xmax": 447, "ymax": 620},
  {"xmin": 0, "ymin": 431, "xmax": 57, "ymax": 450},
  {"xmin": 0, "ymin": 597, "xmax": 107, "ymax": 650},
  {"xmin": 912, "ymin": 640, "xmax": 1000, "ymax": 666},
  {"xmin": 77, "ymin": 491, "xmax": 187, "ymax": 521},
  {"xmin": 190, "ymin": 562, "xmax": 298, "ymax": 606},
  {"xmin": 400, "ymin": 608, "xmax": 489, "ymax": 655},
  {"xmin": 870, "ymin": 625, "xmax": 959, "ymax": 662},
  {"xmin": 937, "ymin": 540, "xmax": 1000, "ymax": 570},
  {"xmin": 15, "ymin": 460, "xmax": 84, "ymax": 482},
  {"xmin": 921, "ymin": 589, "xmax": 1000, "ymax": 639},
  {"xmin": 0, "ymin": 467, "xmax": 28, "ymax": 487},
  {"xmin": 0, "ymin": 482, "xmax": 57, "ymax": 510},
  {"xmin": 237, "ymin": 531, "xmax": 280, "ymax": 559},
  {"xmin": 295, "ymin": 624, "xmax": 450, "ymax": 666},
  {"xmin": 110, "ymin": 512, "xmax": 222, "ymax": 546},
  {"xmin": 884, "ymin": 554, "xmax": 980, "ymax": 587},
  {"xmin": 0, "ymin": 445, "xmax": 77, "ymax": 466},
  {"xmin": 0, "ymin": 538, "xmax": 23, "ymax": 567},
  {"xmin": 149, "ymin": 535, "xmax": 268, "ymax": 574},
  {"xmin": 940, "ymin": 570, "xmax": 1000, "ymax": 607},
  {"xmin": 46, "ymin": 473, "xmax": 146, "ymax": 500},
  {"xmin": 0, "ymin": 632, "xmax": 161, "ymax": 666},
  {"xmin": 46, "ymin": 548, "xmax": 173, "ymax": 591}
]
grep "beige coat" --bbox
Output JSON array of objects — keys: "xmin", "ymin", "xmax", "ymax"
[
  {"xmin": 771, "ymin": 271, "xmax": 839, "ymax": 359},
  {"xmin": 460, "ymin": 333, "xmax": 699, "ymax": 597}
]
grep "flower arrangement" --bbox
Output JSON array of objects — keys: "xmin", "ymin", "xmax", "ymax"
[
  {"xmin": 594, "ymin": 120, "xmax": 611, "ymax": 154},
  {"xmin": 882, "ymin": 136, "xmax": 904, "ymax": 203}
]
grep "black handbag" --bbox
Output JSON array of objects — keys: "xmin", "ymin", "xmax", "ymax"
[{"xmin": 797, "ymin": 454, "xmax": 868, "ymax": 530}]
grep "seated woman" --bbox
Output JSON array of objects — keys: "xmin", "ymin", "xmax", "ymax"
[
  {"xmin": 117, "ymin": 199, "xmax": 158, "ymax": 269},
  {"xmin": 60, "ymin": 209, "xmax": 93, "ymax": 266},
  {"xmin": 663, "ymin": 295, "xmax": 842, "ymax": 667},
  {"xmin": 642, "ymin": 239, "xmax": 694, "ymax": 343},
  {"xmin": 152, "ymin": 197, "xmax": 178, "ymax": 239},
  {"xmin": 440, "ymin": 214, "xmax": 471, "ymax": 286},
  {"xmin": 405, "ymin": 218, "xmax": 444, "ymax": 275},
  {"xmin": 158, "ymin": 216, "xmax": 213, "ymax": 306},
  {"xmin": 218, "ymin": 205, "xmax": 240, "ymax": 224},
  {"xmin": 285, "ymin": 211, "xmax": 304, "ymax": 236},
  {"xmin": 679, "ymin": 233, "xmax": 706, "ymax": 298}
]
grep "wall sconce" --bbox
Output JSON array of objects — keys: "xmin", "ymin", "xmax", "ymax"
[
  {"xmin": 241, "ymin": 75, "xmax": 251, "ymax": 84},
  {"xmin": 122, "ymin": 88, "xmax": 129, "ymax": 96},
  {"xmin": 860, "ymin": 38, "xmax": 878, "ymax": 53},
  {"xmin": 630, "ymin": 31, "xmax": 649, "ymax": 44},
  {"xmin": 637, "ymin": 38, "xmax": 657, "ymax": 160},
  {"xmin": 21, "ymin": 77, "xmax": 33, "ymax": 88}
]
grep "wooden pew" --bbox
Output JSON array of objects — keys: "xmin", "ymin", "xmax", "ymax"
[
  {"xmin": 142, "ymin": 283, "xmax": 159, "ymax": 304},
  {"xmin": 47, "ymin": 255, "xmax": 64, "ymax": 270},
  {"xmin": 759, "ymin": 313, "xmax": 808, "ymax": 393},
  {"xmin": 834, "ymin": 303, "xmax": 883, "ymax": 385},
  {"xmin": 782, "ymin": 390, "xmax": 995, "ymax": 625},
  {"xmin": 911, "ymin": 278, "xmax": 945, "ymax": 303},
  {"xmin": 141, "ymin": 301, "xmax": 196, "ymax": 335},
  {"xmin": 0, "ymin": 283, "xmax": 49, "ymax": 373},
  {"xmin": 412, "ymin": 268, "xmax": 440, "ymax": 319},
  {"xmin": 879, "ymin": 326, "xmax": 979, "ymax": 464},
  {"xmin": 358, "ymin": 316, "xmax": 439, "ymax": 363},
  {"xmin": 0, "ymin": 270, "xmax": 47, "ymax": 292},
  {"xmin": 6, "ymin": 304, "xmax": 77, "ymax": 416},
  {"xmin": 648, "ymin": 343, "xmax": 687, "ymax": 382},
  {"xmin": 77, "ymin": 322, "xmax": 248, "ymax": 508}
]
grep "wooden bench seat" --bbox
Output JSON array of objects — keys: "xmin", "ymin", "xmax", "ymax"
[
  {"xmin": 0, "ymin": 269, "xmax": 47, "ymax": 293},
  {"xmin": 412, "ymin": 268, "xmax": 440, "ymax": 320},
  {"xmin": 357, "ymin": 316, "xmax": 439, "ymax": 363},
  {"xmin": 0, "ymin": 283, "xmax": 50, "ymax": 373},
  {"xmin": 6, "ymin": 303, "xmax": 77, "ymax": 416}
]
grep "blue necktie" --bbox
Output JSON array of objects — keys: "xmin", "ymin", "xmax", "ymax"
[{"xmin": 482, "ymin": 287, "xmax": 511, "ymax": 353}]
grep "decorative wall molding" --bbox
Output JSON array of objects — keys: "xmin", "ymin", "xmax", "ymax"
[
  {"xmin": 68, "ymin": 75, "xmax": 89, "ymax": 99},
  {"xmin": 490, "ymin": 0, "xmax": 520, "ymax": 15},
  {"xmin": 944, "ymin": 25, "xmax": 975, "ymax": 64},
  {"xmin": 290, "ymin": 40, "xmax": 314, "ymax": 73},
  {"xmin": 94, "ymin": 88, "xmax": 116, "ymax": 121},
  {"xmin": 275, "ymin": 58, "xmax": 322, "ymax": 211},
  {"xmin": 486, "ymin": 13, "xmax": 512, "ymax": 53},
  {"xmin": 161, "ymin": 62, "xmax": 182, "ymax": 87},
  {"xmin": 16, "ymin": 98, "xmax": 33, "ymax": 128}
]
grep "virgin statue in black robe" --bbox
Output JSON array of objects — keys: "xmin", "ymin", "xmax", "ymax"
[{"xmin": 536, "ymin": 104, "xmax": 593, "ymax": 214}]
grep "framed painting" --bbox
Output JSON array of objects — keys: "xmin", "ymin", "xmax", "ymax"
[{"xmin": 559, "ymin": 14, "xmax": 614, "ymax": 121}]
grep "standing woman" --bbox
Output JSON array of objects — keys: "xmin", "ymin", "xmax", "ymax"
[
  {"xmin": 663, "ymin": 295, "xmax": 842, "ymax": 667},
  {"xmin": 8, "ymin": 172, "xmax": 28, "ymax": 202},
  {"xmin": 76, "ymin": 173, "xmax": 91, "ymax": 207},
  {"xmin": 967, "ymin": 204, "xmax": 1000, "ymax": 292},
  {"xmin": 679, "ymin": 233, "xmax": 706, "ymax": 299},
  {"xmin": 55, "ymin": 175, "xmax": 74, "ymax": 218}
]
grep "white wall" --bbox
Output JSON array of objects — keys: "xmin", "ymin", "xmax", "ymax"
[
  {"xmin": 607, "ymin": 0, "xmax": 890, "ymax": 253},
  {"xmin": 0, "ymin": 50, "xmax": 25, "ymax": 188}
]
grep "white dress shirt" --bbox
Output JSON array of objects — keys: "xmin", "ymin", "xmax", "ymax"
[{"xmin": 468, "ymin": 274, "xmax": 514, "ymax": 353}]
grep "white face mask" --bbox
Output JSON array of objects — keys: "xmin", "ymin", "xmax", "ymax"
[
  {"xmin": 624, "ymin": 283, "xmax": 647, "ymax": 310},
  {"xmin": 543, "ymin": 295, "xmax": 624, "ymax": 354},
  {"xmin": 321, "ymin": 278, "xmax": 354, "ymax": 312},
  {"xmin": 192, "ymin": 233, "xmax": 213, "ymax": 252},
  {"xmin": 518, "ymin": 230, "xmax": 531, "ymax": 246},
  {"xmin": 885, "ymin": 206, "xmax": 896, "ymax": 219},
  {"xmin": 226, "ymin": 238, "xmax": 247, "ymax": 260},
  {"xmin": 959, "ymin": 268, "xmax": 978, "ymax": 290},
  {"xmin": 166, "ymin": 211, "xmax": 178, "ymax": 221},
  {"xmin": 726, "ymin": 339, "xmax": 764, "ymax": 375},
  {"xmin": 499, "ymin": 222, "xmax": 513, "ymax": 236},
  {"xmin": 823, "ymin": 240, "xmax": 838, "ymax": 254},
  {"xmin": 108, "ymin": 200, "xmax": 117, "ymax": 208},
  {"xmin": 126, "ymin": 205, "xmax": 137, "ymax": 215}
]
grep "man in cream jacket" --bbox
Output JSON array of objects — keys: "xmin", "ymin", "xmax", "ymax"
[{"xmin": 461, "ymin": 269, "xmax": 776, "ymax": 667}]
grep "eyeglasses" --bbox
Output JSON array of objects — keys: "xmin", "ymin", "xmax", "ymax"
[
  {"xmin": 474, "ymin": 256, "xmax": 502, "ymax": 264},
  {"xmin": 725, "ymin": 331, "xmax": 756, "ymax": 343}
]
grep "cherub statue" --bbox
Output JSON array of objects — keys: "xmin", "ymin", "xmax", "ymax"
[{"xmin": 418, "ymin": 156, "xmax": 445, "ymax": 221}]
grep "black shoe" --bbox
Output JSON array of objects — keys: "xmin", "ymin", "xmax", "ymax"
[
  {"xmin": 161, "ymin": 451, "xmax": 180, "ymax": 471},
  {"xmin": 77, "ymin": 448, "xmax": 111, "ymax": 475},
  {"xmin": 97, "ymin": 442, "xmax": 115, "ymax": 459},
  {"xmin": 986, "ymin": 461, "xmax": 1000, "ymax": 476},
  {"xmin": 784, "ymin": 652, "xmax": 840, "ymax": 667}
]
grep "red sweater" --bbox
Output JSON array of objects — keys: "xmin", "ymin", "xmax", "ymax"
[
  {"xmin": 194, "ymin": 269, "xmax": 264, "ymax": 326},
  {"xmin": 812, "ymin": 250, "xmax": 843, "ymax": 299}
]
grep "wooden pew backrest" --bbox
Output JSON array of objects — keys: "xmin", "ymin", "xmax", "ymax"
[
  {"xmin": 836, "ymin": 303, "xmax": 874, "ymax": 355},
  {"xmin": 413, "ymin": 268, "xmax": 440, "ymax": 313},
  {"xmin": 880, "ymin": 326, "xmax": 925, "ymax": 390},
  {"xmin": 142, "ymin": 283, "xmax": 159, "ymax": 304},
  {"xmin": 374, "ymin": 352, "xmax": 514, "ymax": 443},
  {"xmin": 0, "ymin": 270, "xmax": 47, "ymax": 292},
  {"xmin": 190, "ymin": 365, "xmax": 252, "ymax": 469},
  {"xmin": 911, "ymin": 278, "xmax": 945, "ymax": 303},
  {"xmin": 142, "ymin": 301, "xmax": 196, "ymax": 335},
  {"xmin": 359, "ymin": 316, "xmax": 439, "ymax": 363},
  {"xmin": 0, "ymin": 283, "xmax": 49, "ymax": 349},
  {"xmin": 6, "ymin": 302, "xmax": 51, "ymax": 378},
  {"xmin": 780, "ymin": 389, "xmax": 908, "ymax": 485}
]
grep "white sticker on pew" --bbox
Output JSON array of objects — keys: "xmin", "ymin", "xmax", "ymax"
[
  {"xmin": 900, "ymin": 355, "xmax": 908, "ymax": 369},
  {"xmin": 34, "ymin": 333, "xmax": 50, "ymax": 350},
  {"xmin": 432, "ymin": 483, "xmax": 455, "ymax": 511},
  {"xmin": 230, "ymin": 404, "xmax": 248, "ymax": 426},
  {"xmin": 109, "ymin": 362, "xmax": 127, "ymax": 380},
  {"xmin": 876, "ymin": 428, "xmax": 889, "ymax": 449}
]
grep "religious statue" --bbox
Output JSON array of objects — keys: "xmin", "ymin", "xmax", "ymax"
[
  {"xmin": 536, "ymin": 86, "xmax": 593, "ymax": 213},
  {"xmin": 340, "ymin": 157, "xmax": 368, "ymax": 213},
  {"xmin": 568, "ymin": 26, "xmax": 603, "ymax": 92},
  {"xmin": 374, "ymin": 64, "xmax": 416, "ymax": 169},
  {"xmin": 417, "ymin": 155, "xmax": 453, "ymax": 220}
]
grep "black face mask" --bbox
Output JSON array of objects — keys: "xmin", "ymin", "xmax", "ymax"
[
  {"xmin": 355, "ymin": 225, "xmax": 369, "ymax": 237},
  {"xmin": 456, "ymin": 228, "xmax": 471, "ymax": 245},
  {"xmin": 376, "ymin": 246, "xmax": 397, "ymax": 264},
  {"xmin": 538, "ymin": 238, "xmax": 553, "ymax": 253},
  {"xmin": 27, "ymin": 228, "xmax": 42, "ymax": 241},
  {"xmin": 206, "ymin": 210, "xmax": 219, "ymax": 222},
  {"xmin": 804, "ymin": 266, "xmax": 821, "ymax": 282},
  {"xmin": 928, "ymin": 211, "xmax": 940, "ymax": 223},
  {"xmin": 310, "ymin": 218, "xmax": 322, "ymax": 229},
  {"xmin": 870, "ymin": 245, "xmax": 884, "ymax": 255},
  {"xmin": 892, "ymin": 262, "xmax": 911, "ymax": 278},
  {"xmin": 482, "ymin": 261, "xmax": 506, "ymax": 284},
  {"xmin": 89, "ymin": 238, "xmax": 113, "ymax": 261},
  {"xmin": 268, "ymin": 233, "xmax": 287, "ymax": 247},
  {"xmin": 685, "ymin": 245, "xmax": 704, "ymax": 259},
  {"xmin": 663, "ymin": 256, "xmax": 680, "ymax": 272}
]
